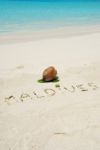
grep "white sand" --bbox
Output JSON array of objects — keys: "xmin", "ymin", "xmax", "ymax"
[{"xmin": 0, "ymin": 30, "xmax": 100, "ymax": 150}]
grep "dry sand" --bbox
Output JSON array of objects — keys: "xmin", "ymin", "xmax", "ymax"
[{"xmin": 0, "ymin": 30, "xmax": 100, "ymax": 150}]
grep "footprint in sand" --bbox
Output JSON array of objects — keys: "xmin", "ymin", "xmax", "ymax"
[
  {"xmin": 44, "ymin": 133, "xmax": 67, "ymax": 150},
  {"xmin": 16, "ymin": 65, "xmax": 24, "ymax": 69}
]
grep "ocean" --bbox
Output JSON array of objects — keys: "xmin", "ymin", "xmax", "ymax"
[{"xmin": 0, "ymin": 0, "xmax": 100, "ymax": 35}]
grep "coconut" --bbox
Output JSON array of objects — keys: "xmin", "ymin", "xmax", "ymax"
[{"xmin": 43, "ymin": 66, "xmax": 57, "ymax": 82}]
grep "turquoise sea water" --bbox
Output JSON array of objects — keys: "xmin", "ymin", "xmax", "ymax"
[{"xmin": 0, "ymin": 0, "xmax": 100, "ymax": 34}]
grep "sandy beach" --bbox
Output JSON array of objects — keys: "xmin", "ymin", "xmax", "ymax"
[{"xmin": 0, "ymin": 29, "xmax": 100, "ymax": 150}]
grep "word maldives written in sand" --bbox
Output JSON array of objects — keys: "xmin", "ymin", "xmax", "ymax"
[{"xmin": 4, "ymin": 82, "xmax": 99, "ymax": 105}]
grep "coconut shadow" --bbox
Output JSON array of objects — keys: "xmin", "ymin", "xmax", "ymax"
[{"xmin": 37, "ymin": 77, "xmax": 59, "ymax": 83}]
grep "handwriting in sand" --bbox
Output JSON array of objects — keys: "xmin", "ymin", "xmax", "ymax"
[{"xmin": 4, "ymin": 82, "xmax": 99, "ymax": 105}]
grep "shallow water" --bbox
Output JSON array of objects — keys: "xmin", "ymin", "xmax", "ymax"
[{"xmin": 0, "ymin": 0, "xmax": 100, "ymax": 35}]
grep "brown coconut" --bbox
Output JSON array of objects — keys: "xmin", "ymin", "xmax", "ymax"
[{"xmin": 43, "ymin": 66, "xmax": 57, "ymax": 82}]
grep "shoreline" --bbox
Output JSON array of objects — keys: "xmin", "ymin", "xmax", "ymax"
[{"xmin": 0, "ymin": 24, "xmax": 100, "ymax": 44}]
